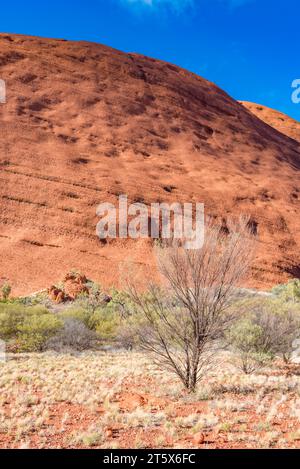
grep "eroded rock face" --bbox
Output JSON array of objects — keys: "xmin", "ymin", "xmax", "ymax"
[{"xmin": 0, "ymin": 33, "xmax": 299, "ymax": 295}]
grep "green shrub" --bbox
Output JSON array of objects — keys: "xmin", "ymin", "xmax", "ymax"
[
  {"xmin": 0, "ymin": 304, "xmax": 48, "ymax": 340},
  {"xmin": 227, "ymin": 297, "xmax": 300, "ymax": 371},
  {"xmin": 252, "ymin": 298, "xmax": 300, "ymax": 363},
  {"xmin": 0, "ymin": 303, "xmax": 62, "ymax": 351},
  {"xmin": 60, "ymin": 307, "xmax": 91, "ymax": 327},
  {"xmin": 227, "ymin": 318, "xmax": 263, "ymax": 352},
  {"xmin": 17, "ymin": 314, "xmax": 63, "ymax": 352},
  {"xmin": 73, "ymin": 282, "xmax": 103, "ymax": 314},
  {"xmin": 1, "ymin": 283, "xmax": 11, "ymax": 300},
  {"xmin": 60, "ymin": 288, "xmax": 136, "ymax": 341},
  {"xmin": 58, "ymin": 305, "xmax": 120, "ymax": 341},
  {"xmin": 107, "ymin": 289, "xmax": 136, "ymax": 318},
  {"xmin": 0, "ymin": 304, "xmax": 25, "ymax": 340},
  {"xmin": 226, "ymin": 318, "xmax": 273, "ymax": 373},
  {"xmin": 89, "ymin": 289, "xmax": 142, "ymax": 341},
  {"xmin": 92, "ymin": 310, "xmax": 120, "ymax": 340},
  {"xmin": 272, "ymin": 279, "xmax": 300, "ymax": 303}
]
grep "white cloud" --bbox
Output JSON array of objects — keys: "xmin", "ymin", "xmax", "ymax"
[
  {"xmin": 120, "ymin": 0, "xmax": 252, "ymax": 11},
  {"xmin": 120, "ymin": 0, "xmax": 194, "ymax": 12}
]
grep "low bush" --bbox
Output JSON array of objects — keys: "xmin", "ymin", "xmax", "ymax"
[
  {"xmin": 17, "ymin": 314, "xmax": 63, "ymax": 352},
  {"xmin": 226, "ymin": 318, "xmax": 273, "ymax": 373},
  {"xmin": 60, "ymin": 288, "xmax": 136, "ymax": 342},
  {"xmin": 0, "ymin": 303, "xmax": 62, "ymax": 351},
  {"xmin": 272, "ymin": 279, "xmax": 300, "ymax": 303},
  {"xmin": 1, "ymin": 283, "xmax": 11, "ymax": 300},
  {"xmin": 60, "ymin": 307, "xmax": 91, "ymax": 327},
  {"xmin": 0, "ymin": 304, "xmax": 50, "ymax": 340},
  {"xmin": 116, "ymin": 323, "xmax": 141, "ymax": 350},
  {"xmin": 59, "ymin": 305, "xmax": 120, "ymax": 340},
  {"xmin": 246, "ymin": 298, "xmax": 300, "ymax": 363},
  {"xmin": 92, "ymin": 310, "xmax": 120, "ymax": 341},
  {"xmin": 227, "ymin": 297, "xmax": 300, "ymax": 371},
  {"xmin": 46, "ymin": 318, "xmax": 99, "ymax": 352}
]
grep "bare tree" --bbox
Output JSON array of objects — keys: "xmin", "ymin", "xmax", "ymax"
[{"xmin": 127, "ymin": 217, "xmax": 255, "ymax": 391}]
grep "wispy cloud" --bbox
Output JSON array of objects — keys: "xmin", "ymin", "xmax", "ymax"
[
  {"xmin": 120, "ymin": 0, "xmax": 194, "ymax": 12},
  {"xmin": 120, "ymin": 0, "xmax": 253, "ymax": 12}
]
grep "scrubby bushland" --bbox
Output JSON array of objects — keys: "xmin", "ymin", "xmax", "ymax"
[
  {"xmin": 0, "ymin": 304, "xmax": 50, "ymax": 340},
  {"xmin": 60, "ymin": 303, "xmax": 117, "ymax": 339},
  {"xmin": 127, "ymin": 217, "xmax": 255, "ymax": 392},
  {"xmin": 0, "ymin": 303, "xmax": 62, "ymax": 351},
  {"xmin": 116, "ymin": 319, "xmax": 144, "ymax": 350},
  {"xmin": 17, "ymin": 314, "xmax": 63, "ymax": 352},
  {"xmin": 45, "ymin": 318, "xmax": 99, "ymax": 352},
  {"xmin": 272, "ymin": 279, "xmax": 300, "ymax": 303},
  {"xmin": 92, "ymin": 310, "xmax": 120, "ymax": 341},
  {"xmin": 252, "ymin": 298, "xmax": 300, "ymax": 363},
  {"xmin": 226, "ymin": 317, "xmax": 273, "ymax": 374},
  {"xmin": 71, "ymin": 282, "xmax": 106, "ymax": 314},
  {"xmin": 227, "ymin": 297, "xmax": 300, "ymax": 372},
  {"xmin": 60, "ymin": 305, "xmax": 91, "ymax": 328},
  {"xmin": 59, "ymin": 288, "xmax": 135, "ymax": 343}
]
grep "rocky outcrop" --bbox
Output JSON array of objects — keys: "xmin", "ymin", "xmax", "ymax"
[
  {"xmin": 63, "ymin": 272, "xmax": 89, "ymax": 300},
  {"xmin": 48, "ymin": 286, "xmax": 66, "ymax": 304}
]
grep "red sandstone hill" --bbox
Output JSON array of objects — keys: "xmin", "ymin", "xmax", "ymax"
[
  {"xmin": 0, "ymin": 33, "xmax": 299, "ymax": 295},
  {"xmin": 241, "ymin": 101, "xmax": 300, "ymax": 144}
]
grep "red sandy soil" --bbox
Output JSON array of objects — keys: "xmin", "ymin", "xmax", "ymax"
[
  {"xmin": 241, "ymin": 101, "xmax": 300, "ymax": 143},
  {"xmin": 0, "ymin": 33, "xmax": 299, "ymax": 295},
  {"xmin": 0, "ymin": 353, "xmax": 300, "ymax": 449}
]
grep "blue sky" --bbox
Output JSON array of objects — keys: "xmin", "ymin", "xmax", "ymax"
[{"xmin": 1, "ymin": 0, "xmax": 299, "ymax": 120}]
